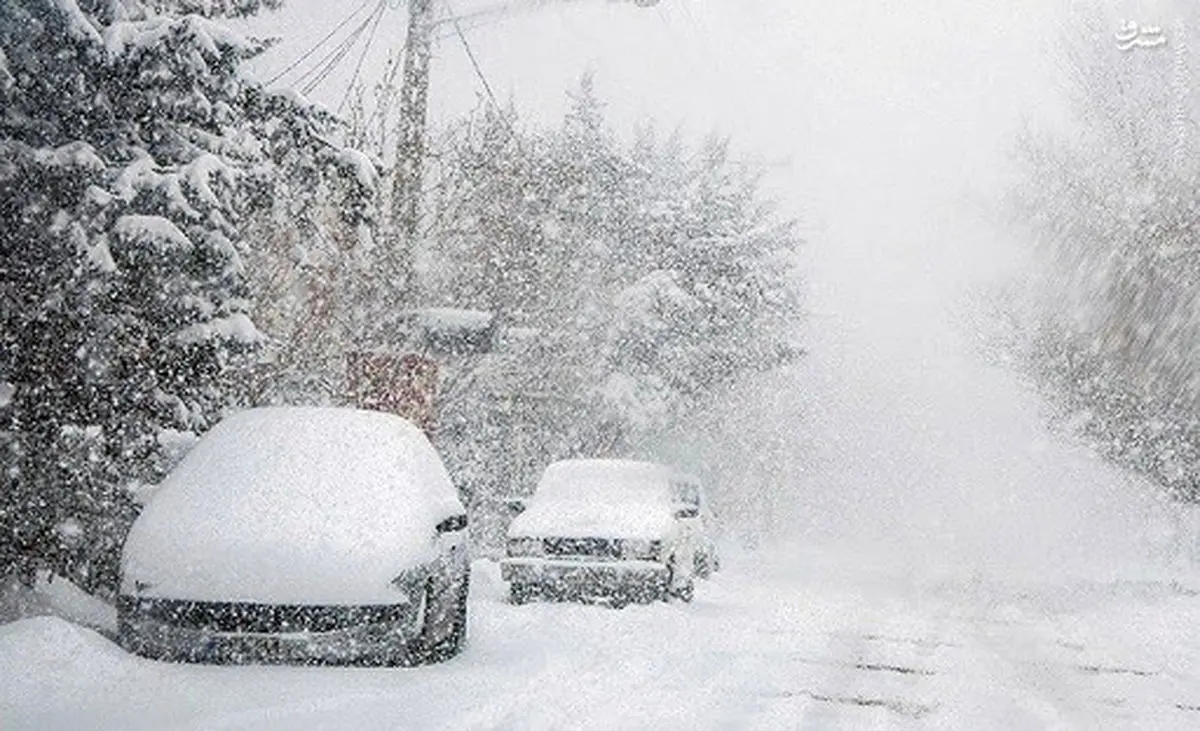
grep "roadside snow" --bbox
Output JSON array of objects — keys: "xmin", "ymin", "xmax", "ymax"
[{"xmin": 5, "ymin": 548, "xmax": 1198, "ymax": 730}]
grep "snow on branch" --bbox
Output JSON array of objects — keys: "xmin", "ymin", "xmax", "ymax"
[
  {"xmin": 181, "ymin": 153, "xmax": 234, "ymax": 209},
  {"xmin": 112, "ymin": 214, "xmax": 194, "ymax": 253},
  {"xmin": 614, "ymin": 270, "xmax": 700, "ymax": 330},
  {"xmin": 113, "ymin": 155, "xmax": 204, "ymax": 219},
  {"xmin": 104, "ymin": 14, "xmax": 256, "ymax": 63},
  {"xmin": 0, "ymin": 47, "xmax": 12, "ymax": 92},
  {"xmin": 176, "ymin": 313, "xmax": 263, "ymax": 345},
  {"xmin": 34, "ymin": 141, "xmax": 105, "ymax": 173},
  {"xmin": 335, "ymin": 148, "xmax": 379, "ymax": 191},
  {"xmin": 50, "ymin": 0, "xmax": 104, "ymax": 47}
]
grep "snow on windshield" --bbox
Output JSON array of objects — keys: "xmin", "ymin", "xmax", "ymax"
[{"xmin": 533, "ymin": 459, "xmax": 673, "ymax": 505}]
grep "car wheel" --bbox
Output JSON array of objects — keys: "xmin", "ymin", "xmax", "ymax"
[
  {"xmin": 425, "ymin": 578, "xmax": 469, "ymax": 663},
  {"xmin": 694, "ymin": 552, "xmax": 713, "ymax": 579},
  {"xmin": 666, "ymin": 560, "xmax": 694, "ymax": 603}
]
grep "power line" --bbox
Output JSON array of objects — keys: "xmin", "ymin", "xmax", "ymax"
[
  {"xmin": 265, "ymin": 0, "xmax": 378, "ymax": 87},
  {"xmin": 448, "ymin": 4, "xmax": 502, "ymax": 113},
  {"xmin": 299, "ymin": 8, "xmax": 379, "ymax": 93},
  {"xmin": 337, "ymin": 2, "xmax": 388, "ymax": 114},
  {"xmin": 446, "ymin": 0, "xmax": 523, "ymax": 152},
  {"xmin": 300, "ymin": 2, "xmax": 387, "ymax": 97}
]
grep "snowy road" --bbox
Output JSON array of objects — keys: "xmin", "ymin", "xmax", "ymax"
[{"xmin": 3, "ymin": 547, "xmax": 1199, "ymax": 730}]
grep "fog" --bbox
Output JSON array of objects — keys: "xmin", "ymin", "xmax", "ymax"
[{"xmin": 248, "ymin": 0, "xmax": 1169, "ymax": 578}]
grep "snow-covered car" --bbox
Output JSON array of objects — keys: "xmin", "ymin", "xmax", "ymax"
[
  {"xmin": 500, "ymin": 459, "xmax": 708, "ymax": 606},
  {"xmin": 117, "ymin": 407, "xmax": 470, "ymax": 666}
]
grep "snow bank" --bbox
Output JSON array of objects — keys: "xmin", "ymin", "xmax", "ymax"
[
  {"xmin": 0, "ymin": 617, "xmax": 128, "ymax": 701},
  {"xmin": 34, "ymin": 574, "xmax": 117, "ymax": 636},
  {"xmin": 121, "ymin": 407, "xmax": 463, "ymax": 605}
]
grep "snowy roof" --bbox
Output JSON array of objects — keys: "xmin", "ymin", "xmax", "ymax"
[
  {"xmin": 536, "ymin": 459, "xmax": 674, "ymax": 498},
  {"xmin": 121, "ymin": 407, "xmax": 462, "ymax": 605}
]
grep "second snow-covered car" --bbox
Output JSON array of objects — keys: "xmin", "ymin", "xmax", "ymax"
[
  {"xmin": 117, "ymin": 406, "xmax": 470, "ymax": 666},
  {"xmin": 501, "ymin": 459, "xmax": 708, "ymax": 606}
]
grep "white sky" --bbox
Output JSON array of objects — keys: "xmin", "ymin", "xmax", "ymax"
[{"xmin": 239, "ymin": 1, "xmax": 1168, "ymax": 576}]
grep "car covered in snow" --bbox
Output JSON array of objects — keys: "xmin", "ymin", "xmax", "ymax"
[
  {"xmin": 501, "ymin": 459, "xmax": 711, "ymax": 606},
  {"xmin": 117, "ymin": 407, "xmax": 470, "ymax": 666}
]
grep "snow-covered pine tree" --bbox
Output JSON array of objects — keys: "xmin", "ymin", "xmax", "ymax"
[
  {"xmin": 0, "ymin": 0, "xmax": 374, "ymax": 595},
  {"xmin": 600, "ymin": 132, "xmax": 802, "ymax": 443}
]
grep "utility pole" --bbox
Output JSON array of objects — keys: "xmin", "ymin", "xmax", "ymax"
[{"xmin": 393, "ymin": 0, "xmax": 436, "ymax": 298}]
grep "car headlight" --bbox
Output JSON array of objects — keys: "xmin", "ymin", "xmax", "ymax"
[
  {"xmin": 620, "ymin": 539, "xmax": 662, "ymax": 560},
  {"xmin": 390, "ymin": 567, "xmax": 429, "ymax": 605},
  {"xmin": 507, "ymin": 536, "xmax": 543, "ymax": 557}
]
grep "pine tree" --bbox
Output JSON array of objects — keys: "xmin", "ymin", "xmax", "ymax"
[{"xmin": 0, "ymin": 0, "xmax": 373, "ymax": 594}]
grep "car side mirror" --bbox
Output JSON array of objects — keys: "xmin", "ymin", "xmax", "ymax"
[
  {"xmin": 674, "ymin": 506, "xmax": 699, "ymax": 520},
  {"xmin": 436, "ymin": 514, "xmax": 468, "ymax": 534}
]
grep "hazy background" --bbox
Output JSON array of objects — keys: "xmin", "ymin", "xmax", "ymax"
[{"xmin": 242, "ymin": 0, "xmax": 1166, "ymax": 577}]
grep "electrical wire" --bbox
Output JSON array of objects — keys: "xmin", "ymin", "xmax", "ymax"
[
  {"xmin": 298, "ymin": 10, "xmax": 378, "ymax": 93},
  {"xmin": 446, "ymin": 0, "xmax": 523, "ymax": 151},
  {"xmin": 265, "ymin": 0, "xmax": 378, "ymax": 87},
  {"xmin": 449, "ymin": 6, "xmax": 502, "ymax": 114},
  {"xmin": 337, "ymin": 1, "xmax": 388, "ymax": 114},
  {"xmin": 300, "ymin": 2, "xmax": 387, "ymax": 97}
]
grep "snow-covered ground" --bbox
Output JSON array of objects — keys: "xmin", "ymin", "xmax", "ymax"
[{"xmin": 3, "ymin": 547, "xmax": 1198, "ymax": 730}]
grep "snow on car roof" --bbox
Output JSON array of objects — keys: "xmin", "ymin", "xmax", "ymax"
[
  {"xmin": 509, "ymin": 459, "xmax": 680, "ymax": 540},
  {"xmin": 536, "ymin": 459, "xmax": 673, "ymax": 497},
  {"xmin": 121, "ymin": 407, "xmax": 462, "ymax": 605}
]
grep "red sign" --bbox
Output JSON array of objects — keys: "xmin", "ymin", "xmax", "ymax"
[{"xmin": 346, "ymin": 351, "xmax": 439, "ymax": 436}]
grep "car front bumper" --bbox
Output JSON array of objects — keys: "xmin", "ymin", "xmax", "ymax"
[
  {"xmin": 117, "ymin": 596, "xmax": 425, "ymax": 666},
  {"xmin": 500, "ymin": 557, "xmax": 670, "ymax": 600}
]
